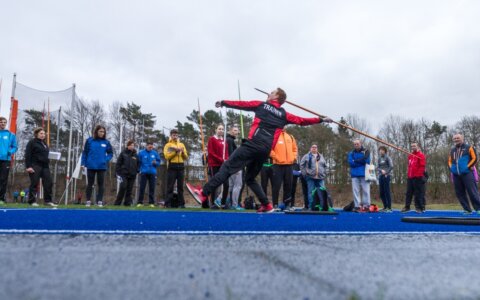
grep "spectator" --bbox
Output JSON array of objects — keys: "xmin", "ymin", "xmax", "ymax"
[
  {"xmin": 270, "ymin": 129, "xmax": 297, "ymax": 208},
  {"xmin": 137, "ymin": 141, "xmax": 161, "ymax": 207},
  {"xmin": 163, "ymin": 129, "xmax": 188, "ymax": 208},
  {"xmin": 206, "ymin": 124, "xmax": 229, "ymax": 208},
  {"xmin": 377, "ymin": 146, "xmax": 394, "ymax": 212},
  {"xmin": 260, "ymin": 158, "xmax": 274, "ymax": 197},
  {"xmin": 300, "ymin": 144, "xmax": 327, "ymax": 210},
  {"xmin": 115, "ymin": 140, "xmax": 139, "ymax": 206},
  {"xmin": 226, "ymin": 125, "xmax": 244, "ymax": 210},
  {"xmin": 25, "ymin": 127, "xmax": 57, "ymax": 207},
  {"xmin": 81, "ymin": 125, "xmax": 113, "ymax": 207},
  {"xmin": 448, "ymin": 133, "xmax": 480, "ymax": 214},
  {"xmin": 291, "ymin": 161, "xmax": 309, "ymax": 209},
  {"xmin": 0, "ymin": 116, "xmax": 17, "ymax": 205},
  {"xmin": 347, "ymin": 139, "xmax": 371, "ymax": 212},
  {"xmin": 401, "ymin": 142, "xmax": 427, "ymax": 213}
]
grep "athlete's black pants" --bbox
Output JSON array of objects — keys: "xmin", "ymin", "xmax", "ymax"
[{"xmin": 203, "ymin": 141, "xmax": 270, "ymax": 205}]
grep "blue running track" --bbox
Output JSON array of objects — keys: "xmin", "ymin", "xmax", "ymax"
[{"xmin": 1, "ymin": 208, "xmax": 479, "ymax": 234}]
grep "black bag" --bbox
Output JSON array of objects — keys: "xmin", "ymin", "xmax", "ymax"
[
  {"xmin": 311, "ymin": 188, "xmax": 333, "ymax": 211},
  {"xmin": 244, "ymin": 195, "xmax": 257, "ymax": 210},
  {"xmin": 171, "ymin": 192, "xmax": 179, "ymax": 208},
  {"xmin": 343, "ymin": 201, "xmax": 355, "ymax": 212}
]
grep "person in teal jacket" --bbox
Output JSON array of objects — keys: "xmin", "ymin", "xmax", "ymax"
[
  {"xmin": 0, "ymin": 117, "xmax": 17, "ymax": 204},
  {"xmin": 81, "ymin": 125, "xmax": 113, "ymax": 207}
]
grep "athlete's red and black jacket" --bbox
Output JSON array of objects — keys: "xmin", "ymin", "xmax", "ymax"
[{"xmin": 220, "ymin": 99, "xmax": 322, "ymax": 149}]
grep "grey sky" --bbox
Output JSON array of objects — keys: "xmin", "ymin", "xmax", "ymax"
[{"xmin": 1, "ymin": 0, "xmax": 479, "ymax": 133}]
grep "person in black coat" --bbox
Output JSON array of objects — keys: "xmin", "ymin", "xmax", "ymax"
[
  {"xmin": 25, "ymin": 127, "xmax": 56, "ymax": 207},
  {"xmin": 114, "ymin": 140, "xmax": 139, "ymax": 206}
]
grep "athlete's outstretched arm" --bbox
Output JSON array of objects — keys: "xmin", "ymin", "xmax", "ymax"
[{"xmin": 216, "ymin": 100, "xmax": 263, "ymax": 112}]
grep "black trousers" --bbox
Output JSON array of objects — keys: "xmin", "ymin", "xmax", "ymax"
[
  {"xmin": 138, "ymin": 173, "xmax": 156, "ymax": 204},
  {"xmin": 115, "ymin": 176, "xmax": 136, "ymax": 206},
  {"xmin": 453, "ymin": 172, "xmax": 480, "ymax": 212},
  {"xmin": 28, "ymin": 165, "xmax": 53, "ymax": 203},
  {"xmin": 404, "ymin": 177, "xmax": 426, "ymax": 210},
  {"xmin": 166, "ymin": 164, "xmax": 185, "ymax": 207},
  {"xmin": 0, "ymin": 160, "xmax": 10, "ymax": 201},
  {"xmin": 260, "ymin": 166, "xmax": 274, "ymax": 196},
  {"xmin": 271, "ymin": 164, "xmax": 293, "ymax": 206},
  {"xmin": 292, "ymin": 175, "xmax": 309, "ymax": 208},
  {"xmin": 203, "ymin": 141, "xmax": 270, "ymax": 205},
  {"xmin": 86, "ymin": 169, "xmax": 106, "ymax": 203}
]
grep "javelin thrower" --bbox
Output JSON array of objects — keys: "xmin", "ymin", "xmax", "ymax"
[{"xmin": 186, "ymin": 88, "xmax": 333, "ymax": 213}]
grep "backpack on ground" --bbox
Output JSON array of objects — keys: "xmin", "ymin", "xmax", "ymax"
[{"xmin": 311, "ymin": 187, "xmax": 334, "ymax": 211}]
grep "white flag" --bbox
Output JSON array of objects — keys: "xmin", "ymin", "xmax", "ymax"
[{"xmin": 71, "ymin": 157, "xmax": 83, "ymax": 180}]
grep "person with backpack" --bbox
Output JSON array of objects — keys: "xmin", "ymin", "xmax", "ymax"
[
  {"xmin": 25, "ymin": 127, "xmax": 57, "ymax": 207},
  {"xmin": 377, "ymin": 146, "xmax": 394, "ymax": 212},
  {"xmin": 300, "ymin": 144, "xmax": 327, "ymax": 210},
  {"xmin": 348, "ymin": 139, "xmax": 371, "ymax": 212},
  {"xmin": 0, "ymin": 116, "xmax": 17, "ymax": 205},
  {"xmin": 186, "ymin": 88, "xmax": 332, "ymax": 213},
  {"xmin": 270, "ymin": 129, "xmax": 297, "ymax": 209},
  {"xmin": 448, "ymin": 133, "xmax": 480, "ymax": 214},
  {"xmin": 137, "ymin": 141, "xmax": 161, "ymax": 207},
  {"xmin": 114, "ymin": 140, "xmax": 139, "ymax": 206},
  {"xmin": 81, "ymin": 125, "xmax": 113, "ymax": 207},
  {"xmin": 401, "ymin": 142, "xmax": 427, "ymax": 213}
]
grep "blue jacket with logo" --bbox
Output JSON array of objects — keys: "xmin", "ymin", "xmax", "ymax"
[
  {"xmin": 348, "ymin": 147, "xmax": 371, "ymax": 178},
  {"xmin": 138, "ymin": 149, "xmax": 161, "ymax": 175},
  {"xmin": 449, "ymin": 143, "xmax": 477, "ymax": 175},
  {"xmin": 0, "ymin": 129, "xmax": 17, "ymax": 161},
  {"xmin": 81, "ymin": 137, "xmax": 113, "ymax": 170}
]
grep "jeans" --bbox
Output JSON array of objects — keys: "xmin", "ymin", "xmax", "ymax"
[
  {"xmin": 352, "ymin": 177, "xmax": 370, "ymax": 208},
  {"xmin": 306, "ymin": 177, "xmax": 324, "ymax": 210},
  {"xmin": 228, "ymin": 170, "xmax": 243, "ymax": 207}
]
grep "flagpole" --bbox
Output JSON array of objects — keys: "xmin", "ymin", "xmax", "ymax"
[{"xmin": 47, "ymin": 98, "xmax": 50, "ymax": 146}]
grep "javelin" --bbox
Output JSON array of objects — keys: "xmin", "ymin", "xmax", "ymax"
[
  {"xmin": 254, "ymin": 88, "xmax": 416, "ymax": 157},
  {"xmin": 197, "ymin": 98, "xmax": 208, "ymax": 184}
]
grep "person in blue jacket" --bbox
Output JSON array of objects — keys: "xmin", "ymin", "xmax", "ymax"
[
  {"xmin": 137, "ymin": 141, "xmax": 161, "ymax": 207},
  {"xmin": 81, "ymin": 125, "xmax": 113, "ymax": 207},
  {"xmin": 0, "ymin": 117, "xmax": 17, "ymax": 205},
  {"xmin": 347, "ymin": 139, "xmax": 371, "ymax": 212}
]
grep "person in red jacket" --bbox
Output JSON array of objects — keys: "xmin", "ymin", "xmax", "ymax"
[
  {"xmin": 206, "ymin": 124, "xmax": 229, "ymax": 208},
  {"xmin": 186, "ymin": 87, "xmax": 332, "ymax": 213},
  {"xmin": 401, "ymin": 142, "xmax": 427, "ymax": 213}
]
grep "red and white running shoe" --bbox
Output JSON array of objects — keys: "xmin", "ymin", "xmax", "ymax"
[
  {"xmin": 186, "ymin": 183, "xmax": 207, "ymax": 205},
  {"xmin": 257, "ymin": 203, "xmax": 274, "ymax": 213}
]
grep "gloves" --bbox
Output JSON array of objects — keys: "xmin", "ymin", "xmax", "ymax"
[
  {"xmin": 215, "ymin": 101, "xmax": 222, "ymax": 108},
  {"xmin": 322, "ymin": 117, "xmax": 333, "ymax": 123}
]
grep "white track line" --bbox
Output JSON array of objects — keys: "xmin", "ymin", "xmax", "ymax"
[{"xmin": 0, "ymin": 229, "xmax": 478, "ymax": 235}]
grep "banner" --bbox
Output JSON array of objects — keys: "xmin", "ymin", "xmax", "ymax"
[{"xmin": 9, "ymin": 97, "xmax": 18, "ymax": 134}]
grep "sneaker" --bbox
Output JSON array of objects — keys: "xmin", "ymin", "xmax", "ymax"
[
  {"xmin": 415, "ymin": 209, "xmax": 423, "ymax": 214},
  {"xmin": 401, "ymin": 207, "xmax": 410, "ymax": 213},
  {"xmin": 352, "ymin": 207, "xmax": 361, "ymax": 213},
  {"xmin": 257, "ymin": 203, "xmax": 274, "ymax": 213},
  {"xmin": 285, "ymin": 206, "xmax": 295, "ymax": 212},
  {"xmin": 86, "ymin": 201, "xmax": 91, "ymax": 207},
  {"xmin": 97, "ymin": 201, "xmax": 103, "ymax": 207},
  {"xmin": 379, "ymin": 208, "xmax": 387, "ymax": 212},
  {"xmin": 0, "ymin": 200, "xmax": 5, "ymax": 205},
  {"xmin": 185, "ymin": 183, "xmax": 208, "ymax": 204},
  {"xmin": 214, "ymin": 198, "xmax": 222, "ymax": 208},
  {"xmin": 385, "ymin": 208, "xmax": 393, "ymax": 213},
  {"xmin": 30, "ymin": 202, "xmax": 39, "ymax": 207},
  {"xmin": 149, "ymin": 204, "xmax": 155, "ymax": 208},
  {"xmin": 463, "ymin": 210, "xmax": 473, "ymax": 215},
  {"xmin": 136, "ymin": 203, "xmax": 144, "ymax": 207},
  {"xmin": 327, "ymin": 207, "xmax": 335, "ymax": 212},
  {"xmin": 45, "ymin": 202, "xmax": 58, "ymax": 207}
]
